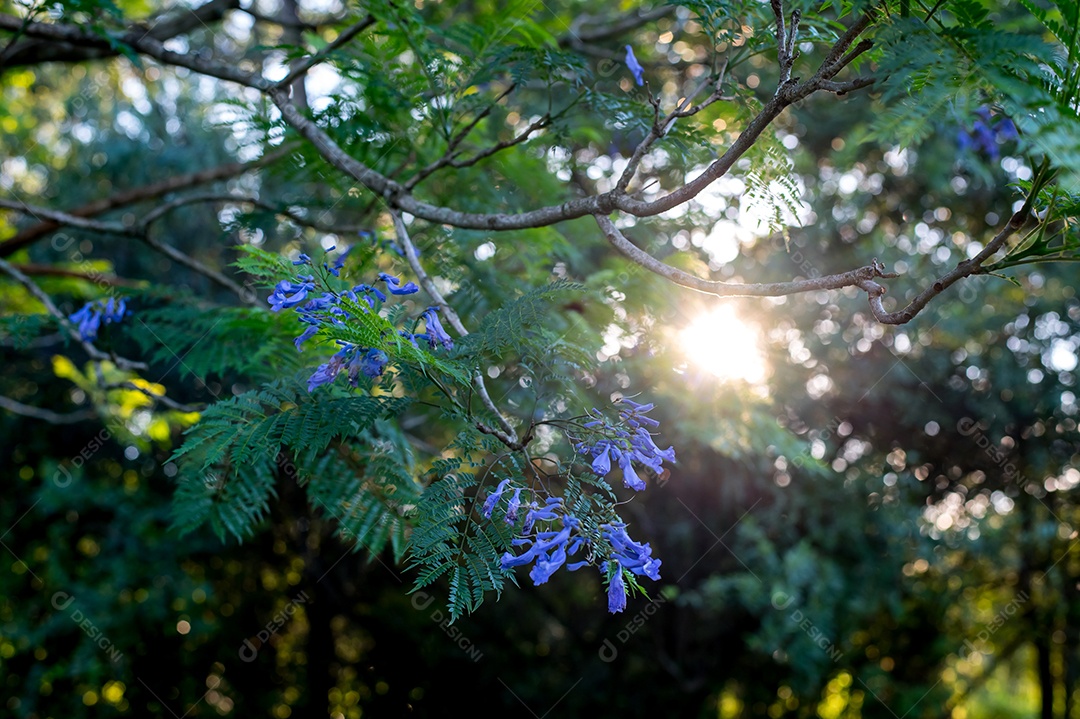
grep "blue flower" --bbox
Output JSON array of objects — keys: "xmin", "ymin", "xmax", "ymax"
[
  {"xmin": 328, "ymin": 247, "xmax": 351, "ymax": 277},
  {"xmin": 307, "ymin": 350, "xmax": 347, "ymax": 392},
  {"xmin": 378, "ymin": 273, "xmax": 420, "ymax": 296},
  {"xmin": 972, "ymin": 120, "xmax": 997, "ymax": 158},
  {"xmin": 353, "ymin": 347, "xmax": 389, "ymax": 381},
  {"xmin": 268, "ymin": 279, "xmax": 315, "ymax": 311},
  {"xmin": 603, "ymin": 523, "xmax": 661, "ymax": 581},
  {"xmin": 294, "ymin": 324, "xmax": 320, "ymax": 351},
  {"xmin": 70, "ymin": 303, "xmax": 101, "ymax": 341},
  {"xmin": 420, "ymin": 306, "xmax": 454, "ymax": 351},
  {"xmin": 500, "ymin": 514, "xmax": 583, "ymax": 586},
  {"xmin": 576, "ymin": 398, "xmax": 674, "ymax": 490},
  {"xmin": 956, "ymin": 129, "xmax": 974, "ymax": 153},
  {"xmin": 69, "ymin": 297, "xmax": 128, "ymax": 341},
  {"xmin": 957, "ymin": 107, "xmax": 1019, "ymax": 159},
  {"xmin": 523, "ymin": 497, "xmax": 562, "ymax": 533},
  {"xmin": 590, "ymin": 441, "xmax": 616, "ymax": 475},
  {"xmin": 347, "ymin": 284, "xmax": 387, "ymax": 310},
  {"xmin": 995, "ymin": 117, "xmax": 1019, "ymax": 141},
  {"xmin": 505, "ymin": 487, "xmax": 524, "ymax": 524},
  {"xmin": 618, "ymin": 450, "xmax": 646, "ymax": 491},
  {"xmin": 292, "ymin": 253, "xmax": 312, "ymax": 266},
  {"xmin": 608, "ymin": 567, "xmax": 628, "ymax": 613},
  {"xmin": 624, "ymin": 45, "xmax": 645, "ymax": 86},
  {"xmin": 307, "ymin": 343, "xmax": 388, "ymax": 391},
  {"xmin": 482, "ymin": 478, "xmax": 512, "ymax": 519}
]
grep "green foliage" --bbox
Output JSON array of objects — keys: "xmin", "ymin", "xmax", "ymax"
[
  {"xmin": 455, "ymin": 279, "xmax": 584, "ymax": 358},
  {"xmin": 133, "ymin": 302, "xmax": 303, "ymax": 382},
  {"xmin": 407, "ymin": 461, "xmax": 517, "ymax": 622},
  {"xmin": 171, "ymin": 382, "xmax": 411, "ymax": 541}
]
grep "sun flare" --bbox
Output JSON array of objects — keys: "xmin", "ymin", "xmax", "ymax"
[{"xmin": 679, "ymin": 306, "xmax": 767, "ymax": 384}]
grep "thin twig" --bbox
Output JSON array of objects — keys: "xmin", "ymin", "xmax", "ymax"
[
  {"xmin": 105, "ymin": 381, "xmax": 204, "ymax": 413},
  {"xmin": 0, "ymin": 147, "xmax": 292, "ymax": 258},
  {"xmin": 0, "ymin": 257, "xmax": 147, "ymax": 370},
  {"xmin": 273, "ymin": 14, "xmax": 375, "ymax": 89},
  {"xmin": 594, "ymin": 213, "xmax": 897, "ymax": 297},
  {"xmin": 858, "ymin": 209, "xmax": 1031, "ymax": 324},
  {"xmin": 0, "ymin": 394, "xmax": 97, "ymax": 424},
  {"xmin": 0, "ymin": 198, "xmax": 251, "ymax": 301},
  {"xmin": 389, "ymin": 209, "xmax": 521, "ymax": 447}
]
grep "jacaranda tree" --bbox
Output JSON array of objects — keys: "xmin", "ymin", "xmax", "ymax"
[{"xmin": 1, "ymin": 0, "xmax": 1079, "ymax": 713}]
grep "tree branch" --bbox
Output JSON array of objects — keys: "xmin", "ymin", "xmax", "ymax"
[
  {"xmin": 10, "ymin": 263, "xmax": 141, "ymax": 287},
  {"xmin": 137, "ymin": 192, "xmax": 367, "ymax": 235},
  {"xmin": 389, "ymin": 210, "xmax": 521, "ymax": 448},
  {"xmin": 0, "ymin": 13, "xmax": 875, "ymax": 232},
  {"xmin": 770, "ymin": 0, "xmax": 801, "ymax": 86},
  {"xmin": 0, "ymin": 198, "xmax": 251, "ymax": 301},
  {"xmin": 0, "ymin": 394, "xmax": 97, "ymax": 424},
  {"xmin": 858, "ymin": 209, "xmax": 1031, "ymax": 324},
  {"xmin": 0, "ymin": 147, "xmax": 290, "ymax": 258},
  {"xmin": 0, "ymin": 0, "xmax": 239, "ymax": 69},
  {"xmin": 272, "ymin": 14, "xmax": 375, "ymax": 90},
  {"xmin": 0, "ymin": 257, "xmax": 147, "ymax": 370},
  {"xmin": 594, "ymin": 213, "xmax": 897, "ymax": 297},
  {"xmin": 560, "ymin": 7, "xmax": 676, "ymax": 47},
  {"xmin": 105, "ymin": 381, "xmax": 204, "ymax": 413}
]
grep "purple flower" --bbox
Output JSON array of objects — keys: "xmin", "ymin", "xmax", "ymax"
[
  {"xmin": 603, "ymin": 523, "xmax": 662, "ymax": 581},
  {"xmin": 624, "ymin": 45, "xmax": 644, "ymax": 86},
  {"xmin": 292, "ymin": 253, "xmax": 311, "ymax": 266},
  {"xmin": 268, "ymin": 279, "xmax": 316, "ymax": 311},
  {"xmin": 307, "ymin": 350, "xmax": 347, "ymax": 392},
  {"xmin": 607, "ymin": 567, "xmax": 628, "ymax": 613},
  {"xmin": 500, "ymin": 514, "xmax": 583, "ymax": 586},
  {"xmin": 420, "ymin": 306, "xmax": 454, "ymax": 351},
  {"xmin": 352, "ymin": 347, "xmax": 389, "ymax": 381},
  {"xmin": 482, "ymin": 478, "xmax": 512, "ymax": 519},
  {"xmin": 378, "ymin": 273, "xmax": 420, "ymax": 296},
  {"xmin": 505, "ymin": 487, "xmax": 524, "ymax": 524},
  {"xmin": 69, "ymin": 297, "xmax": 127, "ymax": 341}
]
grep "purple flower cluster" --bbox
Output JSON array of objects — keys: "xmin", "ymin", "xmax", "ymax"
[
  {"xmin": 69, "ymin": 298, "xmax": 127, "ymax": 341},
  {"xmin": 576, "ymin": 399, "xmax": 676, "ymax": 491},
  {"xmin": 957, "ymin": 106, "xmax": 1018, "ymax": 160},
  {"xmin": 486, "ymin": 489, "xmax": 662, "ymax": 613},
  {"xmin": 266, "ymin": 248, "xmax": 451, "ymax": 392},
  {"xmin": 307, "ymin": 343, "xmax": 389, "ymax": 392},
  {"xmin": 501, "ymin": 502, "xmax": 588, "ymax": 586},
  {"xmin": 601, "ymin": 522, "xmax": 663, "ymax": 612}
]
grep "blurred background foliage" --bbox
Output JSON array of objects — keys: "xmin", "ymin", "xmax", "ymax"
[{"xmin": 1, "ymin": 0, "xmax": 1079, "ymax": 717}]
